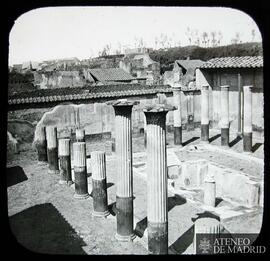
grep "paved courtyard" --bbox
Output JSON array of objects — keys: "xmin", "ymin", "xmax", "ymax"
[{"xmin": 6, "ymin": 128, "xmax": 264, "ymax": 254}]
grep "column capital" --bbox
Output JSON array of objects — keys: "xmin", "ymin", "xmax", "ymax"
[
  {"xmin": 143, "ymin": 104, "xmax": 175, "ymax": 126},
  {"xmin": 107, "ymin": 99, "xmax": 139, "ymax": 116}
]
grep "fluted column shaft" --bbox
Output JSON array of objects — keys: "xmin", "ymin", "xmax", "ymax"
[
  {"xmin": 46, "ymin": 126, "xmax": 59, "ymax": 174},
  {"xmin": 91, "ymin": 151, "xmax": 109, "ymax": 217},
  {"xmin": 220, "ymin": 85, "xmax": 230, "ymax": 146},
  {"xmin": 173, "ymin": 86, "xmax": 182, "ymax": 146},
  {"xmin": 243, "ymin": 85, "xmax": 253, "ymax": 152},
  {"xmin": 35, "ymin": 126, "xmax": 48, "ymax": 162},
  {"xmin": 144, "ymin": 110, "xmax": 169, "ymax": 255},
  {"xmin": 201, "ymin": 85, "xmax": 210, "ymax": 143},
  {"xmin": 113, "ymin": 104, "xmax": 135, "ymax": 241},
  {"xmin": 73, "ymin": 142, "xmax": 89, "ymax": 199},
  {"xmin": 58, "ymin": 138, "xmax": 72, "ymax": 185},
  {"xmin": 144, "ymin": 116, "xmax": 147, "ymax": 148}
]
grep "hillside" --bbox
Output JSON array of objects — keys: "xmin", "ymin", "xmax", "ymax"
[{"xmin": 149, "ymin": 42, "xmax": 263, "ymax": 73}]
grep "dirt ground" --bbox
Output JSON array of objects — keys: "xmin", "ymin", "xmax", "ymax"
[{"xmin": 6, "ymin": 128, "xmax": 264, "ymax": 255}]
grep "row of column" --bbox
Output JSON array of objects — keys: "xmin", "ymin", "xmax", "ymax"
[
  {"xmin": 107, "ymin": 100, "xmax": 175, "ymax": 254},
  {"xmin": 35, "ymin": 99, "xmax": 226, "ymax": 254},
  {"xmin": 172, "ymin": 85, "xmax": 253, "ymax": 152},
  {"xmin": 35, "ymin": 100, "xmax": 175, "ymax": 254},
  {"xmin": 35, "ymin": 127, "xmax": 109, "ymax": 215}
]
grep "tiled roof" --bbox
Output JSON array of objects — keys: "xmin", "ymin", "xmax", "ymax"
[
  {"xmin": 199, "ymin": 56, "xmax": 263, "ymax": 69},
  {"xmin": 8, "ymin": 84, "xmax": 172, "ymax": 106},
  {"xmin": 88, "ymin": 68, "xmax": 135, "ymax": 83},
  {"xmin": 175, "ymin": 60, "xmax": 204, "ymax": 70}
]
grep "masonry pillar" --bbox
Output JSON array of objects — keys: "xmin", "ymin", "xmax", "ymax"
[
  {"xmin": 172, "ymin": 85, "xmax": 182, "ymax": 146},
  {"xmin": 58, "ymin": 138, "xmax": 72, "ymax": 185},
  {"xmin": 91, "ymin": 151, "xmax": 110, "ymax": 217},
  {"xmin": 35, "ymin": 126, "xmax": 48, "ymax": 162},
  {"xmin": 187, "ymin": 92, "xmax": 195, "ymax": 131},
  {"xmin": 76, "ymin": 128, "xmax": 85, "ymax": 142},
  {"xmin": 144, "ymin": 115, "xmax": 147, "ymax": 148},
  {"xmin": 193, "ymin": 217, "xmax": 221, "ymax": 254},
  {"xmin": 143, "ymin": 104, "xmax": 175, "ymax": 255},
  {"xmin": 204, "ymin": 175, "xmax": 216, "ymax": 207},
  {"xmin": 220, "ymin": 85, "xmax": 230, "ymax": 146},
  {"xmin": 107, "ymin": 99, "xmax": 139, "ymax": 241},
  {"xmin": 201, "ymin": 85, "xmax": 210, "ymax": 143},
  {"xmin": 46, "ymin": 126, "xmax": 59, "ymax": 174},
  {"xmin": 73, "ymin": 142, "xmax": 89, "ymax": 199},
  {"xmin": 243, "ymin": 85, "xmax": 253, "ymax": 152}
]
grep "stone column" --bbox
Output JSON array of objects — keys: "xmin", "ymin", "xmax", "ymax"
[
  {"xmin": 243, "ymin": 85, "xmax": 253, "ymax": 152},
  {"xmin": 34, "ymin": 125, "xmax": 48, "ymax": 162},
  {"xmin": 73, "ymin": 142, "xmax": 89, "ymax": 199},
  {"xmin": 237, "ymin": 73, "xmax": 242, "ymax": 137},
  {"xmin": 91, "ymin": 151, "xmax": 110, "ymax": 217},
  {"xmin": 107, "ymin": 99, "xmax": 139, "ymax": 241},
  {"xmin": 76, "ymin": 128, "xmax": 85, "ymax": 142},
  {"xmin": 193, "ymin": 217, "xmax": 221, "ymax": 254},
  {"xmin": 220, "ymin": 85, "xmax": 230, "ymax": 146},
  {"xmin": 144, "ymin": 115, "xmax": 147, "ymax": 148},
  {"xmin": 58, "ymin": 138, "xmax": 73, "ymax": 185},
  {"xmin": 46, "ymin": 126, "xmax": 59, "ymax": 174},
  {"xmin": 172, "ymin": 85, "xmax": 182, "ymax": 146},
  {"xmin": 204, "ymin": 175, "xmax": 216, "ymax": 207},
  {"xmin": 143, "ymin": 104, "xmax": 175, "ymax": 255},
  {"xmin": 201, "ymin": 85, "xmax": 210, "ymax": 143}
]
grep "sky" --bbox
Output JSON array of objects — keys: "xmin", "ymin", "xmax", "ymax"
[{"xmin": 8, "ymin": 6, "xmax": 262, "ymax": 66}]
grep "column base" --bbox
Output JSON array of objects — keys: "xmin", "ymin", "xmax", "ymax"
[
  {"xmin": 115, "ymin": 233, "xmax": 136, "ymax": 242},
  {"xmin": 201, "ymin": 124, "xmax": 209, "ymax": 142},
  {"xmin": 221, "ymin": 128, "xmax": 229, "ymax": 146},
  {"xmin": 243, "ymin": 132, "xmax": 252, "ymax": 152},
  {"xmin": 116, "ymin": 196, "xmax": 134, "ymax": 240},
  {"xmin": 148, "ymin": 221, "xmax": 168, "ymax": 255},
  {"xmin": 47, "ymin": 147, "xmax": 59, "ymax": 173},
  {"xmin": 74, "ymin": 168, "xmax": 89, "ymax": 197},
  {"xmin": 92, "ymin": 210, "xmax": 110, "ymax": 218},
  {"xmin": 174, "ymin": 126, "xmax": 182, "ymax": 145},
  {"xmin": 92, "ymin": 179, "xmax": 109, "ymax": 216},
  {"xmin": 73, "ymin": 193, "xmax": 90, "ymax": 199}
]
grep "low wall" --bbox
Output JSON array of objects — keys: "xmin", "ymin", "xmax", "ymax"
[{"xmin": 171, "ymin": 159, "xmax": 262, "ymax": 208}]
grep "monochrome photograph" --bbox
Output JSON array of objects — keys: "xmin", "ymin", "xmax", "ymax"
[{"xmin": 6, "ymin": 5, "xmax": 265, "ymax": 255}]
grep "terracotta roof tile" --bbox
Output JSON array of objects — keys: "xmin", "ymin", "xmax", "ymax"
[
  {"xmin": 8, "ymin": 84, "xmax": 172, "ymax": 106},
  {"xmin": 199, "ymin": 56, "xmax": 263, "ymax": 69}
]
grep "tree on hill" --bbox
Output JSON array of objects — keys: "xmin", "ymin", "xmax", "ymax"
[{"xmin": 149, "ymin": 42, "xmax": 262, "ymax": 74}]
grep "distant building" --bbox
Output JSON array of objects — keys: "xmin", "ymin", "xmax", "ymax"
[
  {"xmin": 34, "ymin": 70, "xmax": 85, "ymax": 89},
  {"xmin": 8, "ymin": 72, "xmax": 36, "ymax": 95},
  {"xmin": 87, "ymin": 54, "xmax": 125, "ymax": 69},
  {"xmin": 173, "ymin": 58, "xmax": 205, "ymax": 88},
  {"xmin": 83, "ymin": 68, "xmax": 136, "ymax": 85},
  {"xmin": 119, "ymin": 52, "xmax": 161, "ymax": 85},
  {"xmin": 196, "ymin": 56, "xmax": 263, "ymax": 134},
  {"xmin": 22, "ymin": 61, "xmax": 41, "ymax": 72}
]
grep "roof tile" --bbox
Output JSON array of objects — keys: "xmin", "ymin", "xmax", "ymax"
[{"xmin": 199, "ymin": 56, "xmax": 263, "ymax": 69}]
